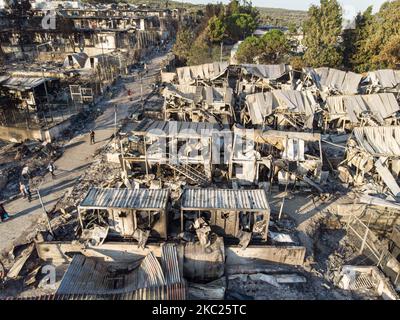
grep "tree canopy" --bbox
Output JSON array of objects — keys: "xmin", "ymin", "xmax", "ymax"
[{"xmin": 303, "ymin": 0, "xmax": 343, "ymax": 68}]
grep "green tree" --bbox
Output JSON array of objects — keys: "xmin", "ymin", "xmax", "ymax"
[
  {"xmin": 303, "ymin": 0, "xmax": 343, "ymax": 68},
  {"xmin": 259, "ymin": 29, "xmax": 290, "ymax": 64},
  {"xmin": 362, "ymin": 0, "xmax": 400, "ymax": 70},
  {"xmin": 187, "ymin": 31, "xmax": 215, "ymax": 66},
  {"xmin": 236, "ymin": 36, "xmax": 264, "ymax": 63},
  {"xmin": 207, "ymin": 16, "xmax": 226, "ymax": 43},
  {"xmin": 226, "ymin": 13, "xmax": 257, "ymax": 41},
  {"xmin": 172, "ymin": 28, "xmax": 195, "ymax": 64},
  {"xmin": 346, "ymin": 6, "xmax": 374, "ymax": 72}
]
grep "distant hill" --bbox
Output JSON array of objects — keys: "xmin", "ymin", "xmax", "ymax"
[
  {"xmin": 82, "ymin": 0, "xmax": 308, "ymax": 27},
  {"xmin": 257, "ymin": 7, "xmax": 308, "ymax": 27}
]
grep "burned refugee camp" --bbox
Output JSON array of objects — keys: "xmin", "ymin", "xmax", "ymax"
[{"xmin": 0, "ymin": 0, "xmax": 400, "ymax": 302}]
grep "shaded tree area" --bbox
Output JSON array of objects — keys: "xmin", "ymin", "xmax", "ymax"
[
  {"xmin": 236, "ymin": 30, "xmax": 290, "ymax": 64},
  {"xmin": 304, "ymin": 0, "xmax": 400, "ymax": 71},
  {"xmin": 233, "ymin": 0, "xmax": 399, "ymax": 72},
  {"xmin": 172, "ymin": 0, "xmax": 259, "ymax": 66},
  {"xmin": 302, "ymin": 0, "xmax": 343, "ymax": 68}
]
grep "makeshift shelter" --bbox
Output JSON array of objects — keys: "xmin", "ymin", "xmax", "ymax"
[
  {"xmin": 63, "ymin": 52, "xmax": 89, "ymax": 69},
  {"xmin": 366, "ymin": 69, "xmax": 400, "ymax": 92},
  {"xmin": 230, "ymin": 128, "xmax": 324, "ymax": 187},
  {"xmin": 78, "ymin": 187, "xmax": 170, "ymax": 239},
  {"xmin": 162, "ymin": 84, "xmax": 235, "ymax": 124},
  {"xmin": 237, "ymin": 63, "xmax": 291, "ymax": 93},
  {"xmin": 325, "ymin": 93, "xmax": 400, "ymax": 128},
  {"xmin": 345, "ymin": 126, "xmax": 400, "ymax": 198},
  {"xmin": 122, "ymin": 119, "xmax": 230, "ymax": 183},
  {"xmin": 242, "ymin": 89, "xmax": 319, "ymax": 129},
  {"xmin": 176, "ymin": 62, "xmax": 229, "ymax": 85},
  {"xmin": 180, "ymin": 188, "xmax": 270, "ymax": 241},
  {"xmin": 303, "ymin": 67, "xmax": 362, "ymax": 96}
]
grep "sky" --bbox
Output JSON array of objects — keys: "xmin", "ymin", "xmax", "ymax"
[{"xmin": 185, "ymin": 0, "xmax": 388, "ymax": 19}]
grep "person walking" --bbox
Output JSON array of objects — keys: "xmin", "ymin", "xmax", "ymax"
[
  {"xmin": 19, "ymin": 181, "xmax": 32, "ymax": 202},
  {"xmin": 90, "ymin": 130, "xmax": 95, "ymax": 145},
  {"xmin": 21, "ymin": 165, "xmax": 30, "ymax": 180},
  {"xmin": 47, "ymin": 162, "xmax": 55, "ymax": 178},
  {"xmin": 0, "ymin": 203, "xmax": 10, "ymax": 222}
]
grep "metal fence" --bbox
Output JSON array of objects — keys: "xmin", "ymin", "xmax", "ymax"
[{"xmin": 346, "ymin": 214, "xmax": 400, "ymax": 289}]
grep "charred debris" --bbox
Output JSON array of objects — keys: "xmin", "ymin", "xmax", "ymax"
[{"xmin": 1, "ymin": 50, "xmax": 400, "ymax": 299}]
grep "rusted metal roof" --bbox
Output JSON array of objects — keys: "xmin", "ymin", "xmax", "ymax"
[
  {"xmin": 181, "ymin": 188, "xmax": 270, "ymax": 211},
  {"xmin": 79, "ymin": 187, "xmax": 169, "ymax": 210}
]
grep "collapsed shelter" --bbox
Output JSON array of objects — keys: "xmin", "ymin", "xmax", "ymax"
[
  {"xmin": 176, "ymin": 62, "xmax": 229, "ymax": 86},
  {"xmin": 303, "ymin": 67, "xmax": 362, "ymax": 97},
  {"xmin": 122, "ymin": 119, "xmax": 229, "ymax": 183},
  {"xmin": 229, "ymin": 127, "xmax": 324, "ymax": 187},
  {"xmin": 344, "ymin": 126, "xmax": 400, "ymax": 197},
  {"xmin": 242, "ymin": 89, "xmax": 319, "ymax": 130},
  {"xmin": 237, "ymin": 63, "xmax": 292, "ymax": 93},
  {"xmin": 162, "ymin": 84, "xmax": 235, "ymax": 124},
  {"xmin": 325, "ymin": 93, "xmax": 400, "ymax": 129}
]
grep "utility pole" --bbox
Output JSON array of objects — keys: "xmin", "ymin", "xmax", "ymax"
[
  {"xmin": 220, "ymin": 41, "xmax": 223, "ymax": 63},
  {"xmin": 114, "ymin": 104, "xmax": 117, "ymax": 138},
  {"xmin": 36, "ymin": 42, "xmax": 52, "ymax": 128}
]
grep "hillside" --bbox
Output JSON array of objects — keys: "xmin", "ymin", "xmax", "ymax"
[{"xmin": 82, "ymin": 0, "xmax": 308, "ymax": 27}]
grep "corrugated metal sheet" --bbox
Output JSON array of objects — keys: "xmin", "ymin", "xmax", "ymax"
[
  {"xmin": 241, "ymin": 63, "xmax": 288, "ymax": 80},
  {"xmin": 304, "ymin": 67, "xmax": 362, "ymax": 95},
  {"xmin": 326, "ymin": 93, "xmax": 399, "ymax": 123},
  {"xmin": 181, "ymin": 188, "xmax": 270, "ymax": 211},
  {"xmin": 48, "ymin": 249, "xmax": 187, "ymax": 300},
  {"xmin": 1, "ymin": 76, "xmax": 56, "ymax": 91},
  {"xmin": 79, "ymin": 188, "xmax": 169, "ymax": 210},
  {"xmin": 163, "ymin": 84, "xmax": 203, "ymax": 103},
  {"xmin": 2, "ymin": 283, "xmax": 187, "ymax": 301},
  {"xmin": 163, "ymin": 85, "xmax": 234, "ymax": 106},
  {"xmin": 57, "ymin": 253, "xmax": 174, "ymax": 295},
  {"xmin": 368, "ymin": 69, "xmax": 400, "ymax": 89},
  {"xmin": 176, "ymin": 62, "xmax": 229, "ymax": 84},
  {"xmin": 161, "ymin": 243, "xmax": 184, "ymax": 285},
  {"xmin": 353, "ymin": 126, "xmax": 400, "ymax": 157},
  {"xmin": 131, "ymin": 119, "xmax": 222, "ymax": 138}
]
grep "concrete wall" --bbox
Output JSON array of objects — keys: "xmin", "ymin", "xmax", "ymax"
[
  {"xmin": 0, "ymin": 118, "xmax": 72, "ymax": 143},
  {"xmin": 0, "ymin": 125, "xmax": 44, "ymax": 143}
]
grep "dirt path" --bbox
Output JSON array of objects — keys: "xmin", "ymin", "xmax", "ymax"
[{"xmin": 0, "ymin": 49, "xmax": 168, "ymax": 258}]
